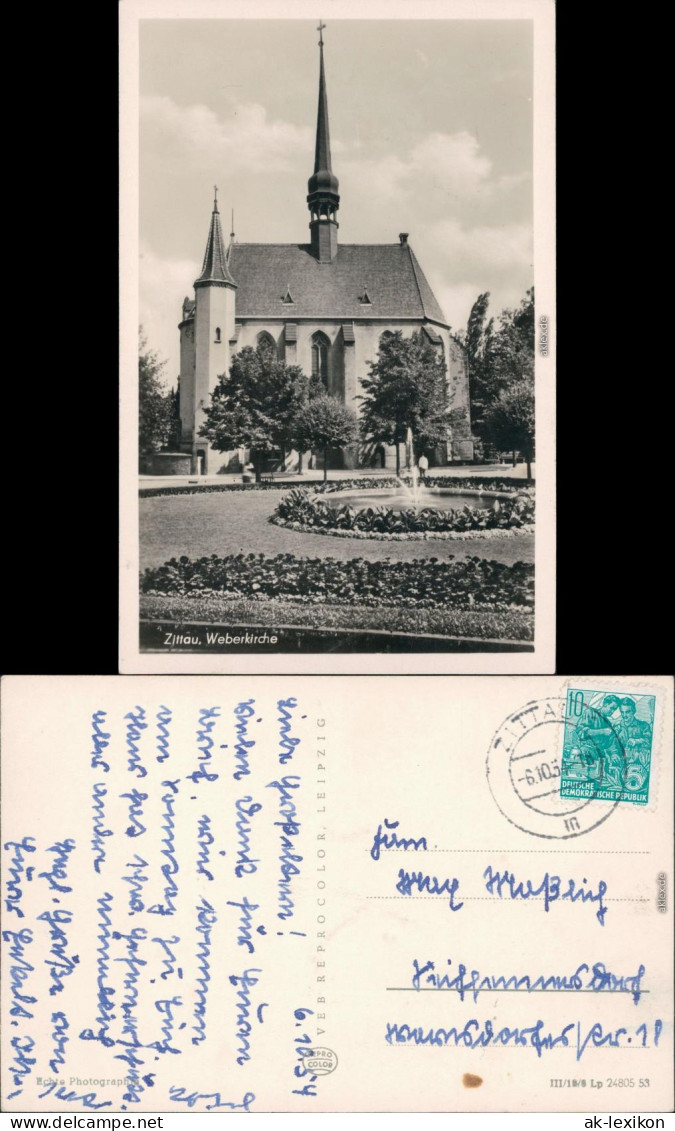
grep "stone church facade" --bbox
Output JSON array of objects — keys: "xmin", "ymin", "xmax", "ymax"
[{"xmin": 177, "ymin": 32, "xmax": 472, "ymax": 474}]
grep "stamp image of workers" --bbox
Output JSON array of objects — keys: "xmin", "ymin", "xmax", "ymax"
[{"xmin": 561, "ymin": 689, "xmax": 656, "ymax": 805}]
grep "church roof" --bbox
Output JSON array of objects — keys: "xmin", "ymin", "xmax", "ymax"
[{"xmin": 225, "ymin": 241, "xmax": 448, "ymax": 324}]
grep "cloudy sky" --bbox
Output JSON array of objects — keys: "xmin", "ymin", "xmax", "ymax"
[{"xmin": 139, "ymin": 17, "xmax": 533, "ymax": 384}]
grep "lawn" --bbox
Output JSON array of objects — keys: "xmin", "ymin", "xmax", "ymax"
[
  {"xmin": 140, "ymin": 490, "xmax": 534, "ymax": 571},
  {"xmin": 139, "ymin": 488, "xmax": 535, "ymax": 645}
]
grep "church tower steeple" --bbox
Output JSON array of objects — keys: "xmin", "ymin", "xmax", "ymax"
[
  {"xmin": 307, "ymin": 22, "xmax": 339, "ymax": 262},
  {"xmin": 195, "ymin": 187, "xmax": 236, "ymax": 288},
  {"xmin": 190, "ymin": 188, "xmax": 237, "ymax": 472}
]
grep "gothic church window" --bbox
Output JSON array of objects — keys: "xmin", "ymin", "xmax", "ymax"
[
  {"xmin": 256, "ymin": 331, "xmax": 277, "ymax": 359},
  {"xmin": 311, "ymin": 331, "xmax": 330, "ymax": 387}
]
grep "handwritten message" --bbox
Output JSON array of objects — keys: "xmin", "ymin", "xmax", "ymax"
[{"xmin": 2, "ymin": 694, "xmax": 323, "ymax": 1112}]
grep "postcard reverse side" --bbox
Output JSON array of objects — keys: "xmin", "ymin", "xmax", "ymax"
[{"xmin": 2, "ymin": 676, "xmax": 672, "ymax": 1112}]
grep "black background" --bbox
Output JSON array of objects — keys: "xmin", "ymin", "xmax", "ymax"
[{"xmin": 1, "ymin": 7, "xmax": 668, "ymax": 678}]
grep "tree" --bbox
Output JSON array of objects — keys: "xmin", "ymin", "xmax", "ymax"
[
  {"xmin": 483, "ymin": 378, "xmax": 535, "ymax": 479},
  {"xmin": 462, "ymin": 291, "xmax": 492, "ymax": 435},
  {"xmin": 139, "ymin": 330, "xmax": 174, "ymax": 468},
  {"xmin": 464, "ymin": 289, "xmax": 534, "ymax": 442},
  {"xmin": 465, "ymin": 290, "xmax": 491, "ymax": 372},
  {"xmin": 293, "ymin": 395, "xmax": 358, "ymax": 483},
  {"xmin": 359, "ymin": 330, "xmax": 450, "ymax": 476},
  {"xmin": 199, "ymin": 345, "xmax": 310, "ymax": 482},
  {"xmin": 168, "ymin": 385, "xmax": 182, "ymax": 449},
  {"xmin": 485, "ymin": 288, "xmax": 534, "ymax": 390}
]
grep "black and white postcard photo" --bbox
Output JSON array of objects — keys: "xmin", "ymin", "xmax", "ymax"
[{"xmin": 120, "ymin": 0, "xmax": 555, "ymax": 673}]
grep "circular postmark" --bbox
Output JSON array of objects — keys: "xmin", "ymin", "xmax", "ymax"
[
  {"xmin": 486, "ymin": 697, "xmax": 625, "ymax": 839},
  {"xmin": 299, "ymin": 1047, "xmax": 338, "ymax": 1076}
]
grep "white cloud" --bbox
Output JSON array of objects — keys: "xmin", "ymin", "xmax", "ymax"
[
  {"xmin": 415, "ymin": 219, "xmax": 533, "ymax": 333},
  {"xmin": 430, "ymin": 218, "xmax": 533, "ymax": 275},
  {"xmin": 495, "ymin": 170, "xmax": 532, "ymax": 193},
  {"xmin": 339, "ymin": 129, "xmax": 494, "ymax": 209},
  {"xmin": 141, "ymin": 94, "xmax": 313, "ymax": 175},
  {"xmin": 338, "ymin": 153, "xmax": 410, "ymax": 207},
  {"xmin": 407, "ymin": 132, "xmax": 493, "ymax": 197},
  {"xmin": 139, "ymin": 243, "xmax": 199, "ymax": 383}
]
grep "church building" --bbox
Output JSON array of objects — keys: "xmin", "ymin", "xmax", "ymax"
[{"xmin": 177, "ymin": 27, "xmax": 472, "ymax": 474}]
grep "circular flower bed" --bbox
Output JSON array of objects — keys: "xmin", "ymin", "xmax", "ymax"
[{"xmin": 270, "ymin": 487, "xmax": 534, "ymax": 540}]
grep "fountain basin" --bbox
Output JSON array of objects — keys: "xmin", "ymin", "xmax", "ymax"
[{"xmin": 324, "ymin": 488, "xmax": 507, "ymax": 512}]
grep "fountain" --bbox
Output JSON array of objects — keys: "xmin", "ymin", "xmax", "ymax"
[{"xmin": 324, "ymin": 465, "xmax": 500, "ymax": 514}]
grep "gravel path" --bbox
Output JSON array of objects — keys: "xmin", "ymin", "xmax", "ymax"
[{"xmin": 140, "ymin": 491, "xmax": 535, "ymax": 571}]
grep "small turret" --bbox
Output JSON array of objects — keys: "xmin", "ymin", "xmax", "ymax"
[{"xmin": 195, "ymin": 187, "xmax": 237, "ymax": 289}]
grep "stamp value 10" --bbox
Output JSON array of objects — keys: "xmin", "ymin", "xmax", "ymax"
[{"xmin": 560, "ymin": 689, "xmax": 656, "ymax": 806}]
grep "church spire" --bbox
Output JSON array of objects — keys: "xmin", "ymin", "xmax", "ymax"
[
  {"xmin": 195, "ymin": 186, "xmax": 236, "ymax": 288},
  {"xmin": 313, "ymin": 22, "xmax": 332, "ymax": 178},
  {"xmin": 307, "ymin": 22, "xmax": 340, "ymax": 261}
]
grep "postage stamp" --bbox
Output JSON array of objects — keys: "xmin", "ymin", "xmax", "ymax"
[{"xmin": 560, "ymin": 688, "xmax": 656, "ymax": 806}]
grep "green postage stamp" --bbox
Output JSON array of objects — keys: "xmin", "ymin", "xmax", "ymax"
[{"xmin": 560, "ymin": 688, "xmax": 656, "ymax": 805}]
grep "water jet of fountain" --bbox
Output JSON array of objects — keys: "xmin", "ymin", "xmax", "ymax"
[
  {"xmin": 411, "ymin": 464, "xmax": 420, "ymax": 506},
  {"xmin": 394, "ymin": 426, "xmax": 424, "ymax": 508},
  {"xmin": 396, "ymin": 462, "xmax": 424, "ymax": 510},
  {"xmin": 405, "ymin": 426, "xmax": 414, "ymax": 472}
]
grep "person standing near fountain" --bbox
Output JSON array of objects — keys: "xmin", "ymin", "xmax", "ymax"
[{"xmin": 418, "ymin": 453, "xmax": 429, "ymax": 483}]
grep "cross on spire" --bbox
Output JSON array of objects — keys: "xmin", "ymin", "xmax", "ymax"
[
  {"xmin": 317, "ymin": 20, "xmax": 326, "ymax": 46},
  {"xmin": 213, "ymin": 185, "xmax": 219, "ymax": 212}
]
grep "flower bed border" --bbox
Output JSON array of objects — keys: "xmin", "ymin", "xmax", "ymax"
[
  {"xmin": 140, "ymin": 474, "xmax": 534, "ymax": 499},
  {"xmin": 319, "ymin": 476, "xmax": 534, "ymax": 495},
  {"xmin": 139, "ymin": 593, "xmax": 534, "ymax": 643},
  {"xmin": 270, "ymin": 514, "xmax": 535, "ymax": 542},
  {"xmin": 140, "ymin": 616, "xmax": 534, "ymax": 652}
]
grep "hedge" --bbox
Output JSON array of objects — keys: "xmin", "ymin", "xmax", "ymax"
[{"xmin": 139, "ymin": 480, "xmax": 323, "ymax": 499}]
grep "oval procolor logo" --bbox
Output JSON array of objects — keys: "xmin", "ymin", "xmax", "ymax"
[{"xmin": 300, "ymin": 1047, "xmax": 338, "ymax": 1075}]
